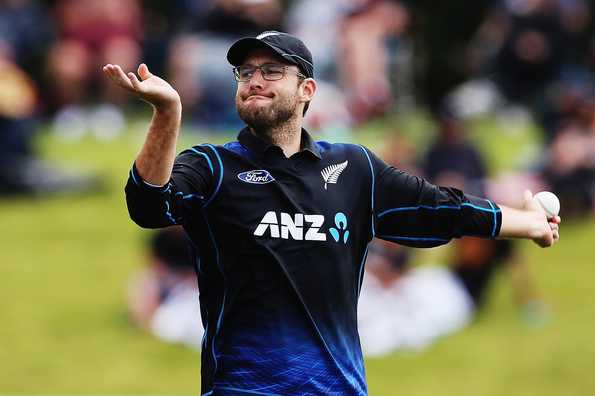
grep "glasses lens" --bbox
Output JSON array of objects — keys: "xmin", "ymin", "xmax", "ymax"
[
  {"xmin": 261, "ymin": 64, "xmax": 285, "ymax": 81},
  {"xmin": 235, "ymin": 65, "xmax": 254, "ymax": 81}
]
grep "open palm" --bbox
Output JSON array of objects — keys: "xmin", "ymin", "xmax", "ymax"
[{"xmin": 102, "ymin": 63, "xmax": 180, "ymax": 108}]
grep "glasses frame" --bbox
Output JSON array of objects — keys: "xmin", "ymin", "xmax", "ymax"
[{"xmin": 233, "ymin": 63, "xmax": 307, "ymax": 82}]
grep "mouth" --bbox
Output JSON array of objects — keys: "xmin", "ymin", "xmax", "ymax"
[{"xmin": 245, "ymin": 94, "xmax": 273, "ymax": 101}]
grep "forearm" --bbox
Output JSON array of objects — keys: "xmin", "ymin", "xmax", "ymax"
[{"xmin": 135, "ymin": 102, "xmax": 182, "ymax": 186}]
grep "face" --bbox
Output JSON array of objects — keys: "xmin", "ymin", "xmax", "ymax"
[{"xmin": 235, "ymin": 49, "xmax": 308, "ymax": 131}]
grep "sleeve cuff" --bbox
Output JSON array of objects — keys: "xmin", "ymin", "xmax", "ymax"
[
  {"xmin": 490, "ymin": 200, "xmax": 503, "ymax": 238},
  {"xmin": 129, "ymin": 163, "xmax": 170, "ymax": 193}
]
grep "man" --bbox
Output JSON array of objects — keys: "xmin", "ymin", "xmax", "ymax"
[{"xmin": 103, "ymin": 31, "xmax": 560, "ymax": 396}]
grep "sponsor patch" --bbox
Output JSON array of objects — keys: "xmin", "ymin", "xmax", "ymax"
[{"xmin": 238, "ymin": 170, "xmax": 275, "ymax": 184}]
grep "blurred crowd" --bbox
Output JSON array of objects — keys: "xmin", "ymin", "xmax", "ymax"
[
  {"xmin": 1, "ymin": 0, "xmax": 594, "ymax": 354},
  {"xmin": 1, "ymin": 0, "xmax": 594, "ymax": 209}
]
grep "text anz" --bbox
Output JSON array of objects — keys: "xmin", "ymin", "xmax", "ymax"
[{"xmin": 254, "ymin": 211, "xmax": 326, "ymax": 241}]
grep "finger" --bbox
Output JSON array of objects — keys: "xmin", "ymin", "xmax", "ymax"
[
  {"xmin": 128, "ymin": 72, "xmax": 143, "ymax": 91},
  {"xmin": 102, "ymin": 64, "xmax": 119, "ymax": 82},
  {"xmin": 138, "ymin": 63, "xmax": 153, "ymax": 81},
  {"xmin": 552, "ymin": 229, "xmax": 559, "ymax": 241},
  {"xmin": 549, "ymin": 224, "xmax": 559, "ymax": 236},
  {"xmin": 523, "ymin": 189, "xmax": 533, "ymax": 202},
  {"xmin": 102, "ymin": 64, "xmax": 120, "ymax": 80},
  {"xmin": 106, "ymin": 64, "xmax": 135, "ymax": 90}
]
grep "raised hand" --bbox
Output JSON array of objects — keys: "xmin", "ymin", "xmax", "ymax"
[
  {"xmin": 522, "ymin": 190, "xmax": 561, "ymax": 248},
  {"xmin": 103, "ymin": 63, "xmax": 180, "ymax": 109}
]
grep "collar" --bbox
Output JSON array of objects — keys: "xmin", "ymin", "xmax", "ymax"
[{"xmin": 237, "ymin": 127, "xmax": 322, "ymax": 159}]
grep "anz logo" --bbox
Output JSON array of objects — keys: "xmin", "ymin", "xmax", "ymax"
[{"xmin": 253, "ymin": 211, "xmax": 349, "ymax": 243}]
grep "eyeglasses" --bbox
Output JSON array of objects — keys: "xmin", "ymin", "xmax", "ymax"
[{"xmin": 232, "ymin": 63, "xmax": 306, "ymax": 82}]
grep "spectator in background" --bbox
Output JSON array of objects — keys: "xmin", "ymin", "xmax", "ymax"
[
  {"xmin": 46, "ymin": 0, "xmax": 143, "ymax": 139},
  {"xmin": 422, "ymin": 104, "xmax": 546, "ymax": 312},
  {"xmin": 541, "ymin": 95, "xmax": 595, "ymax": 216},
  {"xmin": 128, "ymin": 226, "xmax": 203, "ymax": 349},
  {"xmin": 466, "ymin": 0, "xmax": 593, "ymax": 139},
  {"xmin": 164, "ymin": 0, "xmax": 284, "ymax": 129},
  {"xmin": 358, "ymin": 241, "xmax": 476, "ymax": 356},
  {"xmin": 465, "ymin": 0, "xmax": 595, "ymax": 217},
  {"xmin": 0, "ymin": 0, "xmax": 52, "ymax": 79},
  {"xmin": 285, "ymin": 0, "xmax": 354, "ymax": 136},
  {"xmin": 494, "ymin": 0, "xmax": 564, "ymax": 105},
  {"xmin": 0, "ymin": 0, "xmax": 100, "ymax": 195},
  {"xmin": 339, "ymin": 0, "xmax": 411, "ymax": 123},
  {"xmin": 287, "ymin": 0, "xmax": 413, "ymax": 129}
]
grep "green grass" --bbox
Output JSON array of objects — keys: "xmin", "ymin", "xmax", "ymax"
[{"xmin": 1, "ymin": 116, "xmax": 594, "ymax": 394}]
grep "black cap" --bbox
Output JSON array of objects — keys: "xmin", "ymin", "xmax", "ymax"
[{"xmin": 227, "ymin": 31, "xmax": 314, "ymax": 79}]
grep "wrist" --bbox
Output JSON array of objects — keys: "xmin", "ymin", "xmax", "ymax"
[{"xmin": 154, "ymin": 100, "xmax": 182, "ymax": 116}]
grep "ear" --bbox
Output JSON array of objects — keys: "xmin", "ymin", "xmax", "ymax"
[{"xmin": 299, "ymin": 78, "xmax": 317, "ymax": 104}]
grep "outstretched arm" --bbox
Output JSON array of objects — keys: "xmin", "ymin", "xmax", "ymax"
[
  {"xmin": 499, "ymin": 190, "xmax": 561, "ymax": 248},
  {"xmin": 103, "ymin": 63, "xmax": 181, "ymax": 186},
  {"xmin": 368, "ymin": 148, "xmax": 561, "ymax": 248}
]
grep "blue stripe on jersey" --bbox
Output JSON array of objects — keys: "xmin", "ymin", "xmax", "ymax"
[
  {"xmin": 378, "ymin": 235, "xmax": 450, "ymax": 243},
  {"xmin": 358, "ymin": 146, "xmax": 375, "ymax": 238},
  {"xmin": 378, "ymin": 202, "xmax": 495, "ymax": 218},
  {"xmin": 357, "ymin": 146, "xmax": 375, "ymax": 297},
  {"xmin": 129, "ymin": 167, "xmax": 140, "ymax": 186},
  {"xmin": 357, "ymin": 245, "xmax": 370, "ymax": 296},
  {"xmin": 202, "ymin": 144, "xmax": 224, "ymax": 207},
  {"xmin": 486, "ymin": 199, "xmax": 500, "ymax": 237},
  {"xmin": 164, "ymin": 201, "xmax": 176, "ymax": 224},
  {"xmin": 189, "ymin": 147, "xmax": 215, "ymax": 174},
  {"xmin": 175, "ymin": 191, "xmax": 204, "ymax": 200}
]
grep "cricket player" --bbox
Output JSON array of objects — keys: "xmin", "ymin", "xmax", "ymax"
[{"xmin": 103, "ymin": 31, "xmax": 560, "ymax": 395}]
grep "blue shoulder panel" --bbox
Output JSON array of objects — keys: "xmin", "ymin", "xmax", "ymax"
[{"xmin": 223, "ymin": 141, "xmax": 251, "ymax": 158}]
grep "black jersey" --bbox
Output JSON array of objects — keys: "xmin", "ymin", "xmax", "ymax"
[{"xmin": 125, "ymin": 128, "xmax": 502, "ymax": 395}]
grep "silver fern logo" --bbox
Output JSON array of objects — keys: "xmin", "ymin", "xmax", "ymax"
[{"xmin": 321, "ymin": 160, "xmax": 348, "ymax": 190}]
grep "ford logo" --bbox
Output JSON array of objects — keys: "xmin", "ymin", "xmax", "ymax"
[{"xmin": 237, "ymin": 170, "xmax": 275, "ymax": 184}]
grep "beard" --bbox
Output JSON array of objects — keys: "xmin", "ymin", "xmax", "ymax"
[{"xmin": 236, "ymin": 92, "xmax": 299, "ymax": 134}]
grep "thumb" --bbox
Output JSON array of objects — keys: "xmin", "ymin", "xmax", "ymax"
[
  {"xmin": 138, "ymin": 63, "xmax": 153, "ymax": 81},
  {"xmin": 523, "ymin": 189, "xmax": 538, "ymax": 211}
]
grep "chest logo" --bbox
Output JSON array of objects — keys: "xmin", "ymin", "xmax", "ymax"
[
  {"xmin": 238, "ymin": 170, "xmax": 275, "ymax": 184},
  {"xmin": 254, "ymin": 211, "xmax": 326, "ymax": 241},
  {"xmin": 253, "ymin": 211, "xmax": 350, "ymax": 243},
  {"xmin": 321, "ymin": 161, "xmax": 348, "ymax": 190}
]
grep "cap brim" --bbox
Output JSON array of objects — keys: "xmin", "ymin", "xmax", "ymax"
[{"xmin": 227, "ymin": 37, "xmax": 292, "ymax": 67}]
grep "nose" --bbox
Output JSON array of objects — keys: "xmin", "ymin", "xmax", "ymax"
[{"xmin": 248, "ymin": 69, "xmax": 265, "ymax": 89}]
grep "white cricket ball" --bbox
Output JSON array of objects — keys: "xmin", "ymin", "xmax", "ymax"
[{"xmin": 534, "ymin": 191, "xmax": 560, "ymax": 217}]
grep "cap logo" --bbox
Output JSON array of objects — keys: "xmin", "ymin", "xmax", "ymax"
[
  {"xmin": 257, "ymin": 32, "xmax": 281, "ymax": 40},
  {"xmin": 281, "ymin": 53, "xmax": 313, "ymax": 67}
]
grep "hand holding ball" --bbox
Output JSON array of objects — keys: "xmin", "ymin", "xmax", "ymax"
[{"xmin": 534, "ymin": 191, "xmax": 560, "ymax": 218}]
